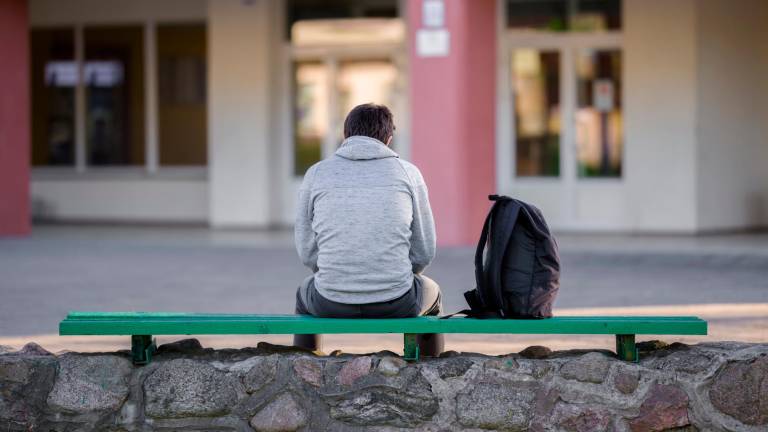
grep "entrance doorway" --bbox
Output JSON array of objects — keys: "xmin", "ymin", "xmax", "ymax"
[
  {"xmin": 497, "ymin": 28, "xmax": 624, "ymax": 229},
  {"xmin": 293, "ymin": 57, "xmax": 405, "ymax": 175},
  {"xmin": 282, "ymin": 17, "xmax": 408, "ymax": 221}
]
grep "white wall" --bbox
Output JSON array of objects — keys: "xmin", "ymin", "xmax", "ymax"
[
  {"xmin": 208, "ymin": 0, "xmax": 280, "ymax": 227},
  {"xmin": 31, "ymin": 178, "xmax": 208, "ymax": 222},
  {"xmin": 623, "ymin": 0, "xmax": 699, "ymax": 232},
  {"xmin": 695, "ymin": 0, "xmax": 768, "ymax": 230}
]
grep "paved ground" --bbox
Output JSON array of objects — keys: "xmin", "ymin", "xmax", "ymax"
[{"xmin": 1, "ymin": 225, "xmax": 766, "ymax": 354}]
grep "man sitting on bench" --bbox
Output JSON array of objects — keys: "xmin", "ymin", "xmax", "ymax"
[{"xmin": 293, "ymin": 103, "xmax": 444, "ymax": 357}]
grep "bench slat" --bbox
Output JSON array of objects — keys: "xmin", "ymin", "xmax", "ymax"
[
  {"xmin": 65, "ymin": 312, "xmax": 703, "ymax": 321},
  {"xmin": 60, "ymin": 313, "xmax": 707, "ymax": 336}
]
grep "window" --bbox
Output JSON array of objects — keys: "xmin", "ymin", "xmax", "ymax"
[
  {"xmin": 336, "ymin": 60, "xmax": 398, "ymax": 139},
  {"xmin": 30, "ymin": 28, "xmax": 75, "ymax": 166},
  {"xmin": 288, "ymin": 1, "xmax": 405, "ymax": 176},
  {"xmin": 292, "ymin": 58, "xmax": 401, "ymax": 176},
  {"xmin": 512, "ymin": 49, "xmax": 561, "ymax": 177},
  {"xmin": 576, "ymin": 49, "xmax": 622, "ymax": 177},
  {"xmin": 507, "ymin": 0, "xmax": 621, "ymax": 32},
  {"xmin": 157, "ymin": 24, "xmax": 207, "ymax": 165},
  {"xmin": 294, "ymin": 62, "xmax": 328, "ymax": 175},
  {"xmin": 84, "ymin": 26, "xmax": 145, "ymax": 165},
  {"xmin": 30, "ymin": 23, "xmax": 208, "ymax": 171}
]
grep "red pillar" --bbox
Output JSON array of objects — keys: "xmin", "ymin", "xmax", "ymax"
[
  {"xmin": 408, "ymin": 0, "xmax": 496, "ymax": 246},
  {"xmin": 0, "ymin": 0, "xmax": 30, "ymax": 236}
]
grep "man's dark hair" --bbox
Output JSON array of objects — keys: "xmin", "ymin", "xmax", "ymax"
[{"xmin": 343, "ymin": 103, "xmax": 395, "ymax": 143}]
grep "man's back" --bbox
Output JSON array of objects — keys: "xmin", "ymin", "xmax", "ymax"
[{"xmin": 295, "ymin": 135, "xmax": 435, "ymax": 304}]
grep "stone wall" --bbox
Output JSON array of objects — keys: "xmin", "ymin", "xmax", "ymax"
[{"xmin": 1, "ymin": 340, "xmax": 766, "ymax": 431}]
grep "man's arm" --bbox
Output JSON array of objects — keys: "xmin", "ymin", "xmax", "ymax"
[
  {"xmin": 295, "ymin": 165, "xmax": 319, "ymax": 272},
  {"xmin": 409, "ymin": 171, "xmax": 436, "ymax": 274}
]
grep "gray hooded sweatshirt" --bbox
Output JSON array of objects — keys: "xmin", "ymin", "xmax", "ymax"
[{"xmin": 295, "ymin": 135, "xmax": 436, "ymax": 304}]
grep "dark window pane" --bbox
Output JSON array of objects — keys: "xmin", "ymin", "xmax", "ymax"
[
  {"xmin": 294, "ymin": 62, "xmax": 327, "ymax": 175},
  {"xmin": 575, "ymin": 0, "xmax": 621, "ymax": 31},
  {"xmin": 287, "ymin": 0, "xmax": 398, "ymax": 39},
  {"xmin": 576, "ymin": 49, "xmax": 622, "ymax": 177},
  {"xmin": 507, "ymin": 0, "xmax": 621, "ymax": 31},
  {"xmin": 507, "ymin": 0, "xmax": 568, "ymax": 31},
  {"xmin": 84, "ymin": 26, "xmax": 145, "ymax": 165},
  {"xmin": 512, "ymin": 49, "xmax": 561, "ymax": 177},
  {"xmin": 157, "ymin": 24, "xmax": 207, "ymax": 166},
  {"xmin": 30, "ymin": 28, "xmax": 75, "ymax": 166}
]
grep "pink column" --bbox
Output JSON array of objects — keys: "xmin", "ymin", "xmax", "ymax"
[
  {"xmin": 0, "ymin": 0, "xmax": 30, "ymax": 236},
  {"xmin": 408, "ymin": 0, "xmax": 496, "ymax": 246}
]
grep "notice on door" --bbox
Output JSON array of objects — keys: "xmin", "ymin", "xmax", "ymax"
[
  {"xmin": 593, "ymin": 79, "xmax": 614, "ymax": 112},
  {"xmin": 416, "ymin": 29, "xmax": 450, "ymax": 57}
]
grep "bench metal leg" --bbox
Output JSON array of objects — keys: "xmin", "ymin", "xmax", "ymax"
[
  {"xmin": 615, "ymin": 334, "xmax": 638, "ymax": 362},
  {"xmin": 132, "ymin": 335, "xmax": 156, "ymax": 365},
  {"xmin": 403, "ymin": 333, "xmax": 419, "ymax": 361}
]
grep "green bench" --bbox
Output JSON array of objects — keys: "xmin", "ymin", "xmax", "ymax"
[{"xmin": 59, "ymin": 312, "xmax": 707, "ymax": 365}]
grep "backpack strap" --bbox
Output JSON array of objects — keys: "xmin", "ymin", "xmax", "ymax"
[
  {"xmin": 440, "ymin": 309, "xmax": 504, "ymax": 319},
  {"xmin": 486, "ymin": 198, "xmax": 521, "ymax": 315},
  {"xmin": 471, "ymin": 203, "xmax": 494, "ymax": 307}
]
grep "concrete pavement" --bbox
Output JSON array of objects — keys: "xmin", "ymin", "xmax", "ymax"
[{"xmin": 1, "ymin": 225, "xmax": 766, "ymax": 353}]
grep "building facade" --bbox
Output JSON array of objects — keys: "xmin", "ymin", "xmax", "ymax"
[{"xmin": 1, "ymin": 0, "xmax": 767, "ymax": 245}]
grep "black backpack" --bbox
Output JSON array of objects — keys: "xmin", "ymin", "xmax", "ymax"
[{"xmin": 462, "ymin": 195, "xmax": 560, "ymax": 319}]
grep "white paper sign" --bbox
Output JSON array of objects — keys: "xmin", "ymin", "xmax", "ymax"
[
  {"xmin": 416, "ymin": 29, "xmax": 450, "ymax": 57},
  {"xmin": 423, "ymin": 0, "xmax": 445, "ymax": 28},
  {"xmin": 593, "ymin": 79, "xmax": 614, "ymax": 112}
]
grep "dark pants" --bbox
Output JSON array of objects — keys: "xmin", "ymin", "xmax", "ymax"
[{"xmin": 294, "ymin": 275, "xmax": 444, "ymax": 357}]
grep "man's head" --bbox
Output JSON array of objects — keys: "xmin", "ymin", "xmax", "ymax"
[{"xmin": 343, "ymin": 103, "xmax": 395, "ymax": 145}]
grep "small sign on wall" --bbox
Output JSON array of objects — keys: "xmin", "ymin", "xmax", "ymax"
[
  {"xmin": 423, "ymin": 0, "xmax": 445, "ymax": 27},
  {"xmin": 416, "ymin": 29, "xmax": 450, "ymax": 57},
  {"xmin": 417, "ymin": 0, "xmax": 449, "ymax": 57},
  {"xmin": 593, "ymin": 79, "xmax": 615, "ymax": 112}
]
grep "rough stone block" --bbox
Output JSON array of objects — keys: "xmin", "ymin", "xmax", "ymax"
[
  {"xmin": 376, "ymin": 356, "xmax": 406, "ymax": 377},
  {"xmin": 144, "ymin": 358, "xmax": 243, "ymax": 418},
  {"xmin": 709, "ymin": 355, "xmax": 768, "ymax": 425},
  {"xmin": 155, "ymin": 338, "xmax": 205, "ymax": 355},
  {"xmin": 250, "ymin": 393, "xmax": 307, "ymax": 432},
  {"xmin": 645, "ymin": 349, "xmax": 716, "ymax": 375},
  {"xmin": 243, "ymin": 354, "xmax": 279, "ymax": 393},
  {"xmin": 553, "ymin": 403, "xmax": 612, "ymax": 432},
  {"xmin": 628, "ymin": 384, "xmax": 689, "ymax": 432},
  {"xmin": 520, "ymin": 345, "xmax": 553, "ymax": 359},
  {"xmin": 435, "ymin": 356, "xmax": 475, "ymax": 379},
  {"xmin": 613, "ymin": 370, "xmax": 640, "ymax": 394},
  {"xmin": 293, "ymin": 356, "xmax": 323, "ymax": 387},
  {"xmin": 559, "ymin": 352, "xmax": 613, "ymax": 384},
  {"xmin": 337, "ymin": 356, "xmax": 372, "ymax": 386},
  {"xmin": 326, "ymin": 368, "xmax": 438, "ymax": 427},
  {"xmin": 0, "ymin": 355, "xmax": 57, "ymax": 430},
  {"xmin": 456, "ymin": 380, "xmax": 539, "ymax": 431},
  {"xmin": 47, "ymin": 354, "xmax": 132, "ymax": 413},
  {"xmin": 16, "ymin": 342, "xmax": 53, "ymax": 356}
]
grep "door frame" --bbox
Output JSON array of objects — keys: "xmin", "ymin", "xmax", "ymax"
[
  {"xmin": 495, "ymin": 0, "xmax": 623, "ymax": 226},
  {"xmin": 279, "ymin": 40, "xmax": 409, "ymax": 224}
]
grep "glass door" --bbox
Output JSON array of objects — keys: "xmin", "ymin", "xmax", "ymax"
[
  {"xmin": 281, "ymin": 16, "xmax": 407, "ymax": 224},
  {"xmin": 500, "ymin": 31, "xmax": 623, "ymax": 226},
  {"xmin": 292, "ymin": 57, "xmax": 401, "ymax": 176},
  {"xmin": 574, "ymin": 48, "xmax": 623, "ymax": 177},
  {"xmin": 510, "ymin": 48, "xmax": 561, "ymax": 177}
]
